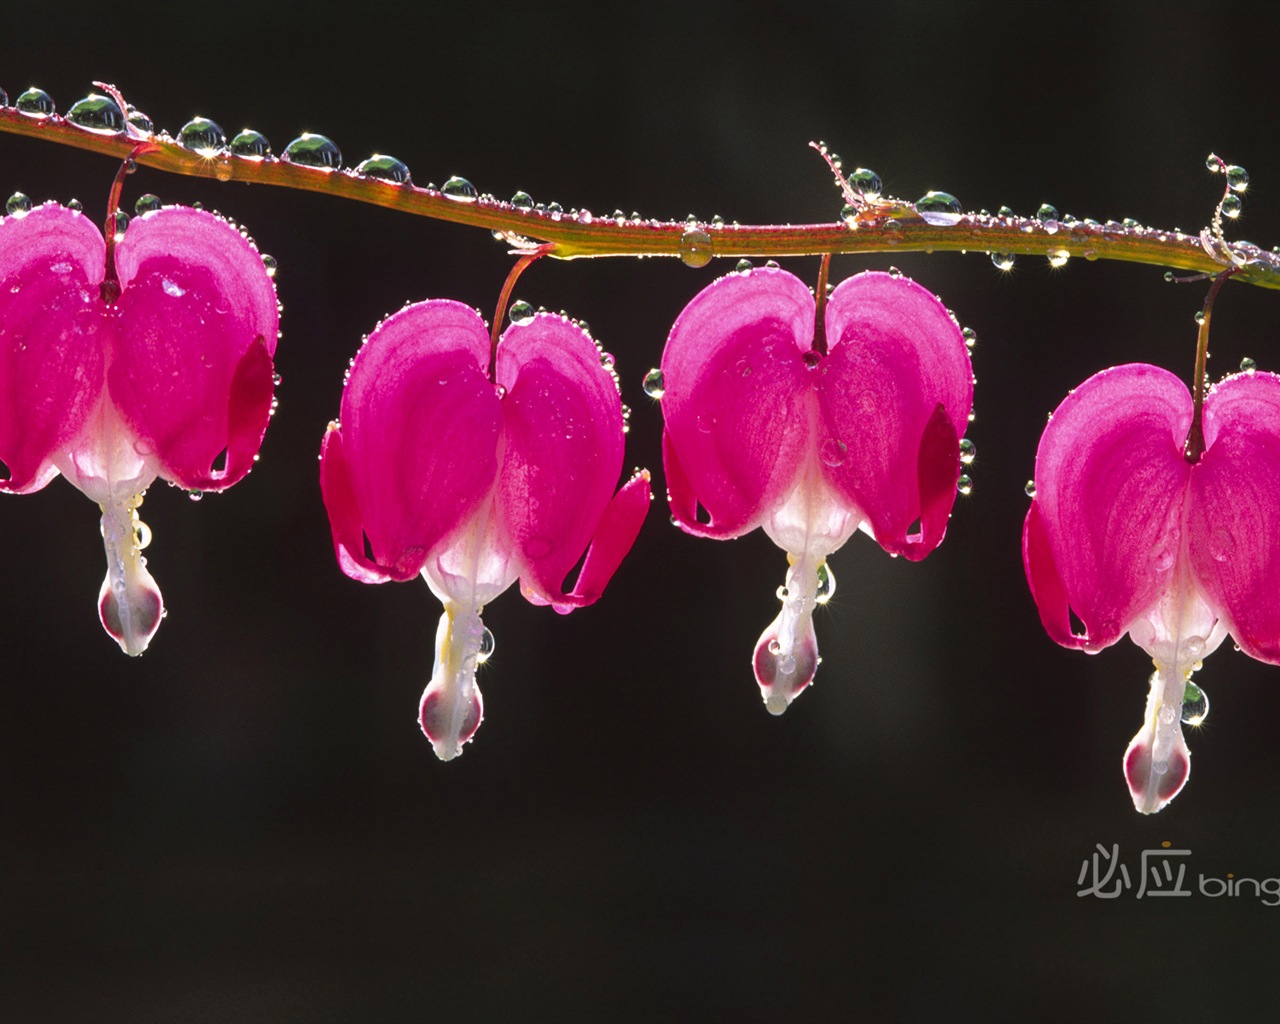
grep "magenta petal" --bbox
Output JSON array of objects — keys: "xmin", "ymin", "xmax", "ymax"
[
  {"xmin": 1026, "ymin": 364, "xmax": 1193, "ymax": 651},
  {"xmin": 319, "ymin": 423, "xmax": 395, "ymax": 584},
  {"xmin": 336, "ymin": 300, "xmax": 501, "ymax": 579},
  {"xmin": 1188, "ymin": 371, "xmax": 1280, "ymax": 663},
  {"xmin": 495, "ymin": 315, "xmax": 627, "ymax": 604},
  {"xmin": 110, "ymin": 208, "xmax": 279, "ymax": 489},
  {"xmin": 819, "ymin": 272, "xmax": 973, "ymax": 558},
  {"xmin": 528, "ymin": 468, "xmax": 651, "ymax": 613},
  {"xmin": 0, "ymin": 204, "xmax": 106, "ymax": 492},
  {"xmin": 659, "ymin": 268, "xmax": 815, "ymax": 537}
]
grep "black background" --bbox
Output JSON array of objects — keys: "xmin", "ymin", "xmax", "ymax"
[{"xmin": 3, "ymin": 2, "xmax": 1280, "ymax": 1019}]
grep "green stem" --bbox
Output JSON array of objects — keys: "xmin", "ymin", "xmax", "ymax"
[{"xmin": 5, "ymin": 107, "xmax": 1280, "ymax": 289}]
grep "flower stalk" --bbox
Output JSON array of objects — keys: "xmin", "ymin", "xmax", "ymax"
[{"xmin": 4, "ymin": 106, "xmax": 1280, "ymax": 288}]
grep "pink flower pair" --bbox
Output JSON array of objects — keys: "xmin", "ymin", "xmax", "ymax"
[{"xmin": 0, "ymin": 201, "xmax": 278, "ymax": 653}]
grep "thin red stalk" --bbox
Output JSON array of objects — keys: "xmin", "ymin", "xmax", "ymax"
[
  {"xmin": 812, "ymin": 252, "xmax": 832, "ymax": 355},
  {"xmin": 1184, "ymin": 267, "xmax": 1240, "ymax": 463},
  {"xmin": 488, "ymin": 249, "xmax": 549, "ymax": 379}
]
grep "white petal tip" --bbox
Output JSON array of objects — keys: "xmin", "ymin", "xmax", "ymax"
[{"xmin": 764, "ymin": 693, "xmax": 790, "ymax": 716}]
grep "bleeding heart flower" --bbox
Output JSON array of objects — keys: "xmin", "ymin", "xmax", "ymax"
[
  {"xmin": 1024, "ymin": 362, "xmax": 1280, "ymax": 813},
  {"xmin": 657, "ymin": 266, "xmax": 974, "ymax": 713},
  {"xmin": 0, "ymin": 201, "xmax": 278, "ymax": 654},
  {"xmin": 320, "ymin": 300, "xmax": 650, "ymax": 760}
]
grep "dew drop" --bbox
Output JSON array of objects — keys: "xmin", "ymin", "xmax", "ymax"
[
  {"xmin": 1024, "ymin": 480, "xmax": 1037, "ymax": 498},
  {"xmin": 815, "ymin": 563, "xmax": 836, "ymax": 604},
  {"xmin": 1221, "ymin": 194, "xmax": 1243, "ymax": 219},
  {"xmin": 283, "ymin": 133, "xmax": 342, "ymax": 169},
  {"xmin": 261, "ymin": 254, "xmax": 278, "ymax": 278},
  {"xmin": 230, "ymin": 129, "xmax": 272, "ymax": 159},
  {"xmin": 802, "ymin": 350, "xmax": 822, "ymax": 369},
  {"xmin": 959, "ymin": 438, "xmax": 976, "ymax": 464},
  {"xmin": 66, "ymin": 93, "xmax": 125, "ymax": 134},
  {"xmin": 443, "ymin": 176, "xmax": 478, "ymax": 202},
  {"xmin": 113, "ymin": 210, "xmax": 129, "ymax": 239},
  {"xmin": 188, "ymin": 490, "xmax": 204, "ymax": 502},
  {"xmin": 850, "ymin": 167, "xmax": 882, "ymax": 199},
  {"xmin": 1036, "ymin": 203, "xmax": 1060, "ymax": 233},
  {"xmin": 1225, "ymin": 165, "xmax": 1249, "ymax": 193},
  {"xmin": 355, "ymin": 154, "xmax": 411, "ymax": 184},
  {"xmin": 734, "ymin": 259, "xmax": 753, "ymax": 274},
  {"xmin": 841, "ymin": 203, "xmax": 860, "ymax": 227},
  {"xmin": 5, "ymin": 192, "xmax": 32, "ymax": 216},
  {"xmin": 134, "ymin": 194, "xmax": 162, "ymax": 216},
  {"xmin": 997, "ymin": 205, "xmax": 1015, "ymax": 218},
  {"xmin": 126, "ymin": 106, "xmax": 153, "ymax": 133},
  {"xmin": 1206, "ymin": 153, "xmax": 1222, "ymax": 172},
  {"xmin": 477, "ymin": 627, "xmax": 496, "ymax": 664},
  {"xmin": 642, "ymin": 368, "xmax": 665, "ymax": 398},
  {"xmin": 679, "ymin": 227, "xmax": 713, "ymax": 268},
  {"xmin": 15, "ymin": 87, "xmax": 55, "ymax": 118},
  {"xmin": 991, "ymin": 252, "xmax": 1016, "ymax": 270},
  {"xmin": 776, "ymin": 585, "xmax": 789, "ymax": 601},
  {"xmin": 508, "ymin": 299, "xmax": 534, "ymax": 325},
  {"xmin": 957, "ymin": 474, "xmax": 973, "ymax": 495},
  {"xmin": 819, "ymin": 437, "xmax": 847, "ymax": 467},
  {"xmin": 1241, "ymin": 356, "xmax": 1257, "ymax": 373},
  {"xmin": 1047, "ymin": 250, "xmax": 1070, "ymax": 268},
  {"xmin": 962, "ymin": 327, "xmax": 977, "ymax": 349},
  {"xmin": 915, "ymin": 191, "xmax": 962, "ymax": 226},
  {"xmin": 67, "ymin": 198, "xmax": 82, "ymax": 212},
  {"xmin": 765, "ymin": 260, "xmax": 780, "ymax": 270},
  {"xmin": 0, "ymin": 87, "xmax": 7, "ymax": 108},
  {"xmin": 1152, "ymin": 759, "xmax": 1169, "ymax": 776},
  {"xmin": 510, "ymin": 190, "xmax": 533, "ymax": 209},
  {"xmin": 1195, "ymin": 311, "xmax": 1206, "ymax": 325},
  {"xmin": 178, "ymin": 117, "xmax": 227, "ymax": 157},
  {"xmin": 1181, "ymin": 682, "xmax": 1209, "ymax": 726}
]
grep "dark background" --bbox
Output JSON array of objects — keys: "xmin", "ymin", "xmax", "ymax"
[{"xmin": 3, "ymin": 2, "xmax": 1279, "ymax": 1019}]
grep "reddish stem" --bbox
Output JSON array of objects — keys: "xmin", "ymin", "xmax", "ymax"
[
  {"xmin": 812, "ymin": 252, "xmax": 832, "ymax": 355},
  {"xmin": 100, "ymin": 141, "xmax": 157, "ymax": 304},
  {"xmin": 488, "ymin": 248, "xmax": 551, "ymax": 380},
  {"xmin": 1184, "ymin": 267, "xmax": 1240, "ymax": 463}
]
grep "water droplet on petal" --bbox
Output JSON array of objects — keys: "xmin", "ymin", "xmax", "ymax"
[
  {"xmin": 283, "ymin": 133, "xmax": 342, "ymax": 169},
  {"xmin": 508, "ymin": 299, "xmax": 534, "ymax": 325},
  {"xmin": 679, "ymin": 227, "xmax": 713, "ymax": 268},
  {"xmin": 815, "ymin": 563, "xmax": 836, "ymax": 604},
  {"xmin": 113, "ymin": 210, "xmax": 129, "ymax": 240},
  {"xmin": 134, "ymin": 194, "xmax": 162, "ymax": 215},
  {"xmin": 6, "ymin": 192, "xmax": 32, "ymax": 216},
  {"xmin": 802, "ymin": 351, "xmax": 822, "ymax": 369},
  {"xmin": 443, "ymin": 176, "xmax": 478, "ymax": 202},
  {"xmin": 15, "ymin": 87, "xmax": 55, "ymax": 118},
  {"xmin": 261, "ymin": 254, "xmax": 278, "ymax": 278},
  {"xmin": 642, "ymin": 368, "xmax": 665, "ymax": 398},
  {"xmin": 991, "ymin": 252, "xmax": 1016, "ymax": 270},
  {"xmin": 959, "ymin": 438, "xmax": 976, "ymax": 464},
  {"xmin": 962, "ymin": 327, "xmax": 977, "ymax": 349},
  {"xmin": 1226, "ymin": 165, "xmax": 1249, "ymax": 192},
  {"xmin": 66, "ymin": 198, "xmax": 83, "ymax": 213},
  {"xmin": 1241, "ymin": 356, "xmax": 1257, "ymax": 373},
  {"xmin": 819, "ymin": 437, "xmax": 847, "ymax": 467},
  {"xmin": 477, "ymin": 627, "xmax": 495, "ymax": 664},
  {"xmin": 66, "ymin": 93, "xmax": 125, "ymax": 134},
  {"xmin": 734, "ymin": 259, "xmax": 753, "ymax": 274},
  {"xmin": 957, "ymin": 474, "xmax": 973, "ymax": 495},
  {"xmin": 355, "ymin": 154, "xmax": 412, "ymax": 184},
  {"xmin": 1025, "ymin": 480, "xmax": 1037, "ymax": 498},
  {"xmin": 230, "ymin": 129, "xmax": 272, "ymax": 159},
  {"xmin": 1181, "ymin": 682, "xmax": 1209, "ymax": 726},
  {"xmin": 188, "ymin": 490, "xmax": 204, "ymax": 502},
  {"xmin": 851, "ymin": 167, "xmax": 882, "ymax": 199},
  {"xmin": 1221, "ymin": 194, "xmax": 1243, "ymax": 219},
  {"xmin": 916, "ymin": 190, "xmax": 962, "ymax": 226}
]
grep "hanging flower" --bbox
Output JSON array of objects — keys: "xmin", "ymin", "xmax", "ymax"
[
  {"xmin": 0, "ymin": 201, "xmax": 278, "ymax": 654},
  {"xmin": 320, "ymin": 300, "xmax": 650, "ymax": 760},
  {"xmin": 657, "ymin": 266, "xmax": 974, "ymax": 712},
  {"xmin": 1024, "ymin": 362, "xmax": 1280, "ymax": 813}
]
